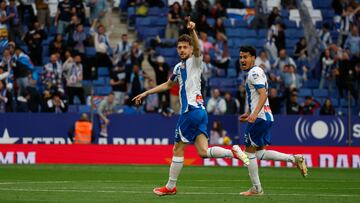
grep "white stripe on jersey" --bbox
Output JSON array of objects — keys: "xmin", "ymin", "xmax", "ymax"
[
  {"xmin": 171, "ymin": 55, "xmax": 205, "ymax": 114},
  {"xmin": 245, "ymin": 66, "xmax": 274, "ymax": 122}
]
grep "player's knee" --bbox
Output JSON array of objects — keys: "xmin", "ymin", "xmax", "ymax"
[{"xmin": 173, "ymin": 145, "xmax": 185, "ymax": 156}]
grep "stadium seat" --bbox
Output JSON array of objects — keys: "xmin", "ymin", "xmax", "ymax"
[
  {"xmin": 227, "ymin": 69, "xmax": 237, "ymax": 78},
  {"xmin": 313, "ymin": 89, "xmax": 329, "ymax": 97},
  {"xmin": 136, "ymin": 17, "xmax": 152, "ymax": 27},
  {"xmin": 331, "ymin": 98, "xmax": 339, "ymax": 107},
  {"xmin": 68, "ymin": 105, "xmax": 78, "ymax": 113},
  {"xmin": 208, "ymin": 78, "xmax": 221, "ymax": 87},
  {"xmin": 220, "ymin": 78, "xmax": 237, "ymax": 87},
  {"xmin": 223, "ymin": 19, "xmax": 234, "ymax": 27},
  {"xmin": 98, "ymin": 67, "xmax": 109, "ymax": 76},
  {"xmin": 298, "ymin": 88, "xmax": 312, "ymax": 97},
  {"xmin": 152, "ymin": 17, "xmax": 167, "ymax": 26},
  {"xmin": 148, "ymin": 7, "xmax": 164, "ymax": 16},
  {"xmin": 93, "ymin": 77, "xmax": 105, "ymax": 86},
  {"xmin": 340, "ymin": 98, "xmax": 356, "ymax": 107},
  {"xmin": 303, "ymin": 80, "xmax": 319, "ymax": 89},
  {"xmin": 78, "ymin": 105, "xmax": 91, "ymax": 113},
  {"xmin": 85, "ymin": 47, "xmax": 96, "ymax": 56},
  {"xmin": 329, "ymin": 90, "xmax": 339, "ymax": 98},
  {"xmin": 95, "ymin": 86, "xmax": 112, "ymax": 96}
]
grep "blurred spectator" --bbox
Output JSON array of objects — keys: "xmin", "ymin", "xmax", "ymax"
[
  {"xmin": 294, "ymin": 37, "xmax": 308, "ymax": 60},
  {"xmin": 213, "ymin": 32, "xmax": 230, "ymax": 76},
  {"xmin": 113, "ymin": 34, "xmax": 131, "ymax": 66},
  {"xmin": 0, "ymin": 1, "xmax": 12, "ymax": 37},
  {"xmin": 42, "ymin": 54, "xmax": 63, "ymax": 93},
  {"xmin": 199, "ymin": 31, "xmax": 214, "ymax": 54},
  {"xmin": 320, "ymin": 98, "xmax": 336, "ymax": 115},
  {"xmin": 194, "ymin": 0, "xmax": 210, "ymax": 17},
  {"xmin": 110, "ymin": 63, "xmax": 127, "ymax": 106},
  {"xmin": 255, "ymin": 50, "xmax": 271, "ymax": 73},
  {"xmin": 268, "ymin": 7, "xmax": 280, "ymax": 28},
  {"xmin": 49, "ymin": 34, "xmax": 66, "ymax": 57},
  {"xmin": 282, "ymin": 0, "xmax": 297, "ymax": 9},
  {"xmin": 319, "ymin": 48, "xmax": 335, "ymax": 89},
  {"xmin": 224, "ymin": 92, "xmax": 239, "ymax": 114},
  {"xmin": 24, "ymin": 21, "xmax": 47, "ymax": 66},
  {"xmin": 18, "ymin": 0, "xmax": 36, "ymax": 27},
  {"xmin": 335, "ymin": 51, "xmax": 358, "ymax": 99},
  {"xmin": 182, "ymin": 0, "xmax": 194, "ymax": 22},
  {"xmin": 65, "ymin": 15, "xmax": 80, "ymax": 44},
  {"xmin": 209, "ymin": 121, "xmax": 231, "ymax": 145},
  {"xmin": 44, "ymin": 93, "xmax": 67, "ymax": 113},
  {"xmin": 63, "ymin": 54, "xmax": 85, "ymax": 104},
  {"xmin": 268, "ymin": 72, "xmax": 281, "ymax": 89},
  {"xmin": 169, "ymin": 83, "xmax": 180, "ymax": 114},
  {"xmin": 344, "ymin": 25, "xmax": 360, "ymax": 57},
  {"xmin": 68, "ymin": 113, "xmax": 93, "ymax": 144},
  {"xmin": 6, "ymin": 0, "xmax": 21, "ymax": 43},
  {"xmin": 286, "ymin": 91, "xmax": 301, "ymax": 114},
  {"xmin": 166, "ymin": 2, "xmax": 182, "ymax": 39},
  {"xmin": 273, "ymin": 49, "xmax": 296, "ymax": 72},
  {"xmin": 318, "ymin": 23, "xmax": 333, "ymax": 50},
  {"xmin": 332, "ymin": 0, "xmax": 347, "ymax": 16},
  {"xmin": 13, "ymin": 47, "xmax": 34, "ymax": 97},
  {"xmin": 338, "ymin": 5, "xmax": 360, "ymax": 47},
  {"xmin": 213, "ymin": 18, "xmax": 226, "ymax": 35},
  {"xmin": 127, "ymin": 63, "xmax": 145, "ymax": 104},
  {"xmin": 55, "ymin": 0, "xmax": 72, "ymax": 34},
  {"xmin": 72, "ymin": 0, "xmax": 86, "ymax": 24},
  {"xmin": 91, "ymin": 19, "xmax": 113, "ymax": 70},
  {"xmin": 268, "ymin": 88, "xmax": 284, "ymax": 114},
  {"xmin": 301, "ymin": 96, "xmax": 321, "ymax": 115},
  {"xmin": 97, "ymin": 92, "xmax": 118, "ymax": 137},
  {"xmin": 148, "ymin": 54, "xmax": 170, "ymax": 107},
  {"xmin": 280, "ymin": 64, "xmax": 303, "ymax": 90},
  {"xmin": 0, "ymin": 79, "xmax": 12, "ymax": 112},
  {"xmin": 201, "ymin": 53, "xmax": 215, "ymax": 97},
  {"xmin": 144, "ymin": 80, "xmax": 159, "ymax": 112},
  {"xmin": 196, "ymin": 14, "xmax": 212, "ymax": 34},
  {"xmin": 275, "ymin": 23, "xmax": 286, "ymax": 52},
  {"xmin": 72, "ymin": 23, "xmax": 87, "ymax": 54},
  {"xmin": 253, "ymin": 0, "xmax": 268, "ymax": 29},
  {"xmin": 158, "ymin": 100, "xmax": 175, "ymax": 117},
  {"xmin": 130, "ymin": 41, "xmax": 144, "ymax": 66},
  {"xmin": 265, "ymin": 22, "xmax": 280, "ymax": 61},
  {"xmin": 48, "ymin": 0, "xmax": 59, "ymax": 23},
  {"xmin": 36, "ymin": 0, "xmax": 50, "ymax": 28},
  {"xmin": 236, "ymin": 84, "xmax": 246, "ymax": 114},
  {"xmin": 89, "ymin": 0, "xmax": 108, "ymax": 24},
  {"xmin": 24, "ymin": 78, "xmax": 43, "ymax": 112},
  {"xmin": 207, "ymin": 88, "xmax": 226, "ymax": 115},
  {"xmin": 211, "ymin": 2, "xmax": 227, "ymax": 19},
  {"xmin": 0, "ymin": 48, "xmax": 12, "ymax": 72}
]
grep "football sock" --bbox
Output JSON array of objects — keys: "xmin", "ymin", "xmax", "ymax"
[
  {"xmin": 207, "ymin": 147, "xmax": 233, "ymax": 158},
  {"xmin": 246, "ymin": 152, "xmax": 262, "ymax": 192},
  {"xmin": 256, "ymin": 150, "xmax": 295, "ymax": 162},
  {"xmin": 166, "ymin": 156, "xmax": 184, "ymax": 190}
]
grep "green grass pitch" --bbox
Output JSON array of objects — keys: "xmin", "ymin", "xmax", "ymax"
[{"xmin": 0, "ymin": 165, "xmax": 359, "ymax": 203}]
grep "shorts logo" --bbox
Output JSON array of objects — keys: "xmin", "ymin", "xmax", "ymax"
[{"xmin": 295, "ymin": 118, "xmax": 344, "ymax": 143}]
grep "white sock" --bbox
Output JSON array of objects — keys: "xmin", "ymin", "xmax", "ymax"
[
  {"xmin": 207, "ymin": 147, "xmax": 233, "ymax": 158},
  {"xmin": 256, "ymin": 150, "xmax": 295, "ymax": 162},
  {"xmin": 166, "ymin": 156, "xmax": 184, "ymax": 190},
  {"xmin": 246, "ymin": 152, "xmax": 262, "ymax": 192}
]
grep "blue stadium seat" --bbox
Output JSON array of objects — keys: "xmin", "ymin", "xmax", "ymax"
[
  {"xmin": 227, "ymin": 69, "xmax": 237, "ymax": 78},
  {"xmin": 298, "ymin": 88, "xmax": 312, "ymax": 97},
  {"xmin": 303, "ymin": 80, "xmax": 319, "ymax": 89},
  {"xmin": 152, "ymin": 17, "xmax": 167, "ymax": 26},
  {"xmin": 257, "ymin": 29, "xmax": 267, "ymax": 39},
  {"xmin": 148, "ymin": 7, "xmax": 164, "ymax": 16},
  {"xmin": 283, "ymin": 19, "xmax": 297, "ymax": 28},
  {"xmin": 207, "ymin": 18, "xmax": 215, "ymax": 26},
  {"xmin": 98, "ymin": 67, "xmax": 109, "ymax": 76},
  {"xmin": 280, "ymin": 10, "xmax": 289, "ymax": 18},
  {"xmin": 209, "ymin": 78, "xmax": 221, "ymax": 87},
  {"xmin": 331, "ymin": 98, "xmax": 339, "ymax": 107},
  {"xmin": 238, "ymin": 29, "xmax": 257, "ymax": 38},
  {"xmin": 42, "ymin": 46, "xmax": 49, "ymax": 57},
  {"xmin": 329, "ymin": 90, "xmax": 339, "ymax": 98},
  {"xmin": 322, "ymin": 10, "xmax": 335, "ymax": 20},
  {"xmin": 340, "ymin": 98, "xmax": 356, "ymax": 107},
  {"xmin": 78, "ymin": 105, "xmax": 91, "ymax": 113},
  {"xmin": 68, "ymin": 105, "xmax": 78, "ymax": 113},
  {"xmin": 85, "ymin": 47, "xmax": 96, "ymax": 56},
  {"xmin": 313, "ymin": 89, "xmax": 329, "ymax": 97},
  {"xmin": 223, "ymin": 19, "xmax": 234, "ymax": 27},
  {"xmin": 93, "ymin": 77, "xmax": 105, "ymax": 86},
  {"xmin": 95, "ymin": 86, "xmax": 112, "ymax": 96},
  {"xmin": 156, "ymin": 47, "xmax": 177, "ymax": 57},
  {"xmin": 234, "ymin": 19, "xmax": 248, "ymax": 27},
  {"xmin": 136, "ymin": 17, "xmax": 152, "ymax": 27},
  {"xmin": 220, "ymin": 78, "xmax": 236, "ymax": 87}
]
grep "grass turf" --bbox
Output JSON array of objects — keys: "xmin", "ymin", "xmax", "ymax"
[{"xmin": 0, "ymin": 165, "xmax": 359, "ymax": 203}]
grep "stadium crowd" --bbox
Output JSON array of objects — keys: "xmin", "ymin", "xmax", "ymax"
[{"xmin": 0, "ymin": 0, "xmax": 359, "ymax": 117}]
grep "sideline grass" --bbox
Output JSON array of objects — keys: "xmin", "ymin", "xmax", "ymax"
[{"xmin": 0, "ymin": 165, "xmax": 359, "ymax": 203}]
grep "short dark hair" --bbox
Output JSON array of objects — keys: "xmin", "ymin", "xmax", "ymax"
[
  {"xmin": 177, "ymin": 34, "xmax": 192, "ymax": 46},
  {"xmin": 240, "ymin": 46, "xmax": 256, "ymax": 57}
]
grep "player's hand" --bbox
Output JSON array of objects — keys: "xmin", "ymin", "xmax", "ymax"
[
  {"xmin": 187, "ymin": 17, "xmax": 196, "ymax": 30},
  {"xmin": 105, "ymin": 118, "xmax": 110, "ymax": 125},
  {"xmin": 239, "ymin": 113, "xmax": 249, "ymax": 122},
  {"xmin": 247, "ymin": 113, "xmax": 258, "ymax": 123},
  {"xmin": 132, "ymin": 92, "xmax": 148, "ymax": 105}
]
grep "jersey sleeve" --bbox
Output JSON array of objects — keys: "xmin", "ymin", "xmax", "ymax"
[
  {"xmin": 169, "ymin": 66, "xmax": 178, "ymax": 82},
  {"xmin": 248, "ymin": 68, "xmax": 266, "ymax": 90},
  {"xmin": 192, "ymin": 54, "xmax": 203, "ymax": 68}
]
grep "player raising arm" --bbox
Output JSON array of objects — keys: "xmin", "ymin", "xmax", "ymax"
[{"xmin": 132, "ymin": 19, "xmax": 249, "ymax": 196}]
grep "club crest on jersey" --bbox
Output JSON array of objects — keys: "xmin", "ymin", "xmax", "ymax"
[
  {"xmin": 252, "ymin": 73, "xmax": 259, "ymax": 79},
  {"xmin": 196, "ymin": 95, "xmax": 204, "ymax": 105}
]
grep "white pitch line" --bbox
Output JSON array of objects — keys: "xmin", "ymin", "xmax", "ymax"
[{"xmin": 0, "ymin": 188, "xmax": 358, "ymax": 198}]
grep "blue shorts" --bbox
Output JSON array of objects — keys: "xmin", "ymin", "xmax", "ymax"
[
  {"xmin": 175, "ymin": 107, "xmax": 208, "ymax": 143},
  {"xmin": 244, "ymin": 118, "xmax": 272, "ymax": 147}
]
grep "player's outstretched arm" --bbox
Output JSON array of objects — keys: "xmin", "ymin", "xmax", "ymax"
[
  {"xmin": 248, "ymin": 88, "xmax": 267, "ymax": 123},
  {"xmin": 132, "ymin": 79, "xmax": 177, "ymax": 105},
  {"xmin": 187, "ymin": 18, "xmax": 200, "ymax": 57}
]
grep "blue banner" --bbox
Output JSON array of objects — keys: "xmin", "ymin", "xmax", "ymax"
[{"xmin": 0, "ymin": 113, "xmax": 359, "ymax": 146}]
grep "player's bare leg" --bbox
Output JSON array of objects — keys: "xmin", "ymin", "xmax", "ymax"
[
  {"xmin": 153, "ymin": 141, "xmax": 187, "ymax": 196},
  {"xmin": 194, "ymin": 134, "xmax": 249, "ymax": 165}
]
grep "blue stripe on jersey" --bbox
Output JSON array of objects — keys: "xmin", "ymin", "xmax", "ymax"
[
  {"xmin": 180, "ymin": 65, "xmax": 188, "ymax": 114},
  {"xmin": 254, "ymin": 84, "xmax": 265, "ymax": 90},
  {"xmin": 265, "ymin": 112, "xmax": 271, "ymax": 121},
  {"xmin": 245, "ymin": 83, "xmax": 251, "ymax": 111},
  {"xmin": 170, "ymin": 74, "xmax": 177, "ymax": 81}
]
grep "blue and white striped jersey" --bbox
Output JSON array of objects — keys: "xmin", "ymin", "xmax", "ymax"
[
  {"xmin": 170, "ymin": 55, "xmax": 205, "ymax": 114},
  {"xmin": 245, "ymin": 66, "xmax": 274, "ymax": 122}
]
